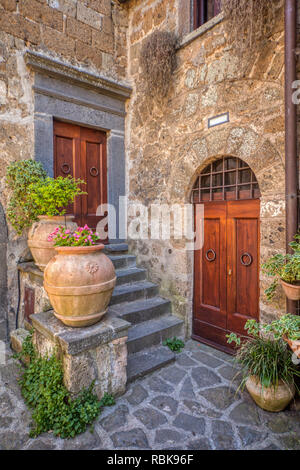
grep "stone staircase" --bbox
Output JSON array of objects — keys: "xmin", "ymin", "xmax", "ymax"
[{"xmin": 105, "ymin": 244, "xmax": 184, "ymax": 383}]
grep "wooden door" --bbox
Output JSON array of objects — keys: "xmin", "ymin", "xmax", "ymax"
[
  {"xmin": 54, "ymin": 121, "xmax": 108, "ymax": 235},
  {"xmin": 193, "ymin": 199, "xmax": 260, "ymax": 352}
]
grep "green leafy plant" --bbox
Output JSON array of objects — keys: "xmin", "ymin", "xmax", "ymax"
[
  {"xmin": 262, "ymin": 314, "xmax": 300, "ymax": 342},
  {"xmin": 262, "ymin": 234, "xmax": 300, "ymax": 300},
  {"xmin": 227, "ymin": 320, "xmax": 300, "ymax": 391},
  {"xmin": 5, "ymin": 160, "xmax": 47, "ymax": 234},
  {"xmin": 99, "ymin": 393, "xmax": 115, "ymax": 407},
  {"xmin": 29, "ymin": 175, "xmax": 86, "ymax": 218},
  {"xmin": 16, "ymin": 332, "xmax": 114, "ymax": 439},
  {"xmin": 48, "ymin": 224, "xmax": 100, "ymax": 247},
  {"xmin": 163, "ymin": 337, "xmax": 185, "ymax": 353}
]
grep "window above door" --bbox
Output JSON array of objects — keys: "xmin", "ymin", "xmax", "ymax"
[{"xmin": 193, "ymin": 0, "xmax": 221, "ymax": 30}]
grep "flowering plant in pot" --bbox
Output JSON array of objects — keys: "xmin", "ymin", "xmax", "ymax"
[
  {"xmin": 27, "ymin": 175, "xmax": 86, "ymax": 271},
  {"xmin": 227, "ymin": 320, "xmax": 300, "ymax": 412},
  {"xmin": 44, "ymin": 225, "xmax": 116, "ymax": 328},
  {"xmin": 262, "ymin": 234, "xmax": 300, "ymax": 301}
]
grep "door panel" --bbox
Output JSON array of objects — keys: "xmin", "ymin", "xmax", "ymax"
[
  {"xmin": 227, "ymin": 200, "xmax": 260, "ymax": 335},
  {"xmin": 54, "ymin": 121, "xmax": 108, "ymax": 235},
  {"xmin": 193, "ymin": 202, "xmax": 227, "ymax": 344},
  {"xmin": 193, "ymin": 199, "xmax": 260, "ymax": 353},
  {"xmin": 80, "ymin": 127, "xmax": 107, "ymax": 231}
]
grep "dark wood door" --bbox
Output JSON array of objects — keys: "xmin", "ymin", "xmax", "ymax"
[
  {"xmin": 54, "ymin": 121, "xmax": 108, "ymax": 235},
  {"xmin": 193, "ymin": 199, "xmax": 260, "ymax": 352}
]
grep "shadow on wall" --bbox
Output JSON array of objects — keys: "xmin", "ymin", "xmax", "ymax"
[{"xmin": 0, "ymin": 203, "xmax": 8, "ymax": 340}]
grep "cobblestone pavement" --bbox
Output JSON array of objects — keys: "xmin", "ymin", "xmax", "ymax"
[{"xmin": 0, "ymin": 339, "xmax": 300, "ymax": 450}]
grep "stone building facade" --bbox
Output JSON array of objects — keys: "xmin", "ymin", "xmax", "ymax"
[
  {"xmin": 0, "ymin": 1, "xmax": 297, "ymax": 353},
  {"xmin": 126, "ymin": 0, "xmax": 286, "ymax": 339}
]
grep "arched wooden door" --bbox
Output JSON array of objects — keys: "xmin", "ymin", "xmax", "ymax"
[{"xmin": 192, "ymin": 157, "xmax": 261, "ymax": 353}]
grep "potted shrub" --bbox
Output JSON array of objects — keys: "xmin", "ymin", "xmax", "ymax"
[
  {"xmin": 5, "ymin": 159, "xmax": 47, "ymax": 235},
  {"xmin": 44, "ymin": 225, "xmax": 116, "ymax": 327},
  {"xmin": 264, "ymin": 314, "xmax": 300, "ymax": 360},
  {"xmin": 227, "ymin": 320, "xmax": 300, "ymax": 412},
  {"xmin": 6, "ymin": 160, "xmax": 85, "ymax": 271},
  {"xmin": 27, "ymin": 176, "xmax": 86, "ymax": 271},
  {"xmin": 262, "ymin": 234, "xmax": 300, "ymax": 301}
]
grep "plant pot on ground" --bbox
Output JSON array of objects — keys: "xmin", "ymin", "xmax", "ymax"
[
  {"xmin": 262, "ymin": 233, "xmax": 300, "ymax": 301},
  {"xmin": 227, "ymin": 320, "xmax": 300, "ymax": 412},
  {"xmin": 44, "ymin": 225, "xmax": 116, "ymax": 327}
]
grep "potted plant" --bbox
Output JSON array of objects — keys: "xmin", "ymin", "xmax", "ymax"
[
  {"xmin": 27, "ymin": 176, "xmax": 86, "ymax": 271},
  {"xmin": 6, "ymin": 160, "xmax": 86, "ymax": 271},
  {"xmin": 262, "ymin": 234, "xmax": 300, "ymax": 301},
  {"xmin": 227, "ymin": 320, "xmax": 300, "ymax": 412},
  {"xmin": 44, "ymin": 225, "xmax": 116, "ymax": 327},
  {"xmin": 263, "ymin": 314, "xmax": 300, "ymax": 360},
  {"xmin": 5, "ymin": 159, "xmax": 47, "ymax": 235}
]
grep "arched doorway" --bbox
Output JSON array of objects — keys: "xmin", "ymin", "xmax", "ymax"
[{"xmin": 192, "ymin": 157, "xmax": 261, "ymax": 353}]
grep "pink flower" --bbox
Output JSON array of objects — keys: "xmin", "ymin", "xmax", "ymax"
[
  {"xmin": 65, "ymin": 229, "xmax": 70, "ymax": 234},
  {"xmin": 83, "ymin": 224, "xmax": 89, "ymax": 230}
]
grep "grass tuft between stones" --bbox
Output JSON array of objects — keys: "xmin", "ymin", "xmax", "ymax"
[{"xmin": 15, "ymin": 331, "xmax": 115, "ymax": 439}]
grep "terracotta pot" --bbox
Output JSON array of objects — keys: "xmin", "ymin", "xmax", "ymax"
[
  {"xmin": 44, "ymin": 244, "xmax": 116, "ymax": 327},
  {"xmin": 246, "ymin": 375, "xmax": 295, "ymax": 412},
  {"xmin": 28, "ymin": 216, "xmax": 77, "ymax": 271},
  {"xmin": 283, "ymin": 335, "xmax": 300, "ymax": 359},
  {"xmin": 280, "ymin": 279, "xmax": 300, "ymax": 301}
]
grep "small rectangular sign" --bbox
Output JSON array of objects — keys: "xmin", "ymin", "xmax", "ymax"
[{"xmin": 208, "ymin": 112, "xmax": 229, "ymax": 128}]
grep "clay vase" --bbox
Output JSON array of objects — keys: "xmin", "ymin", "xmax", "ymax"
[
  {"xmin": 28, "ymin": 215, "xmax": 77, "ymax": 271},
  {"xmin": 280, "ymin": 279, "xmax": 300, "ymax": 301},
  {"xmin": 44, "ymin": 244, "xmax": 116, "ymax": 327},
  {"xmin": 246, "ymin": 375, "xmax": 295, "ymax": 412}
]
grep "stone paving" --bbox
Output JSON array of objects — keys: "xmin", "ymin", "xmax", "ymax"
[{"xmin": 0, "ymin": 339, "xmax": 300, "ymax": 450}]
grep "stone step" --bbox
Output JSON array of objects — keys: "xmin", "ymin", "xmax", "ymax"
[
  {"xmin": 109, "ymin": 297, "xmax": 171, "ymax": 325},
  {"xmin": 108, "ymin": 254, "xmax": 136, "ymax": 270},
  {"xmin": 110, "ymin": 281, "xmax": 159, "ymax": 306},
  {"xmin": 115, "ymin": 267, "xmax": 147, "ymax": 286},
  {"xmin": 127, "ymin": 315, "xmax": 184, "ymax": 354},
  {"xmin": 127, "ymin": 346, "xmax": 175, "ymax": 383},
  {"xmin": 104, "ymin": 243, "xmax": 128, "ymax": 254}
]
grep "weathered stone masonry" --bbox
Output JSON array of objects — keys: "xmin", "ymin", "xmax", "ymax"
[
  {"xmin": 126, "ymin": 0, "xmax": 286, "ymax": 335},
  {"xmin": 0, "ymin": 0, "xmax": 130, "ymax": 333}
]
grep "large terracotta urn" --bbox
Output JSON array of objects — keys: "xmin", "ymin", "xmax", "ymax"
[
  {"xmin": 28, "ymin": 215, "xmax": 77, "ymax": 271},
  {"xmin": 44, "ymin": 244, "xmax": 116, "ymax": 327},
  {"xmin": 246, "ymin": 375, "xmax": 295, "ymax": 412}
]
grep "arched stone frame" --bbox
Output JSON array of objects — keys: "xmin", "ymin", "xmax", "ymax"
[
  {"xmin": 166, "ymin": 125, "xmax": 285, "ymax": 338},
  {"xmin": 0, "ymin": 202, "xmax": 8, "ymax": 341}
]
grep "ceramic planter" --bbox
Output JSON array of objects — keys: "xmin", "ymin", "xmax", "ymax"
[
  {"xmin": 44, "ymin": 244, "xmax": 116, "ymax": 327},
  {"xmin": 280, "ymin": 279, "xmax": 300, "ymax": 301},
  {"xmin": 283, "ymin": 335, "xmax": 300, "ymax": 359},
  {"xmin": 28, "ymin": 215, "xmax": 77, "ymax": 271},
  {"xmin": 246, "ymin": 375, "xmax": 295, "ymax": 412}
]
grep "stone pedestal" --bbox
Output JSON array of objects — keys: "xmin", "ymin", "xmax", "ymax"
[{"xmin": 31, "ymin": 310, "xmax": 130, "ymax": 399}]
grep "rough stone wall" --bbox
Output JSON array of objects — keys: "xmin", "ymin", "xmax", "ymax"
[
  {"xmin": 126, "ymin": 0, "xmax": 286, "ymax": 335},
  {"xmin": 0, "ymin": 0, "xmax": 128, "ymax": 330}
]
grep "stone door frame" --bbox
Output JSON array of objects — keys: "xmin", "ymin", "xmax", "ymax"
[{"xmin": 25, "ymin": 51, "xmax": 132, "ymax": 245}]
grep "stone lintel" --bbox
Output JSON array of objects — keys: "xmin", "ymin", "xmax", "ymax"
[
  {"xmin": 25, "ymin": 51, "xmax": 132, "ymax": 102},
  {"xmin": 31, "ymin": 310, "xmax": 130, "ymax": 356}
]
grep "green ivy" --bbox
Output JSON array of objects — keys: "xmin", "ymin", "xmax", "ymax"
[
  {"xmin": 5, "ymin": 160, "xmax": 47, "ymax": 234},
  {"xmin": 163, "ymin": 337, "xmax": 185, "ymax": 353},
  {"xmin": 16, "ymin": 333, "xmax": 114, "ymax": 439},
  {"xmin": 28, "ymin": 175, "xmax": 86, "ymax": 218}
]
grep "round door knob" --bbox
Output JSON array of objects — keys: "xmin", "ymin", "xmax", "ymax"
[{"xmin": 240, "ymin": 252, "xmax": 253, "ymax": 266}]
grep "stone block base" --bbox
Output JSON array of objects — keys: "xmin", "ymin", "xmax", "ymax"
[{"xmin": 30, "ymin": 311, "xmax": 130, "ymax": 399}]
